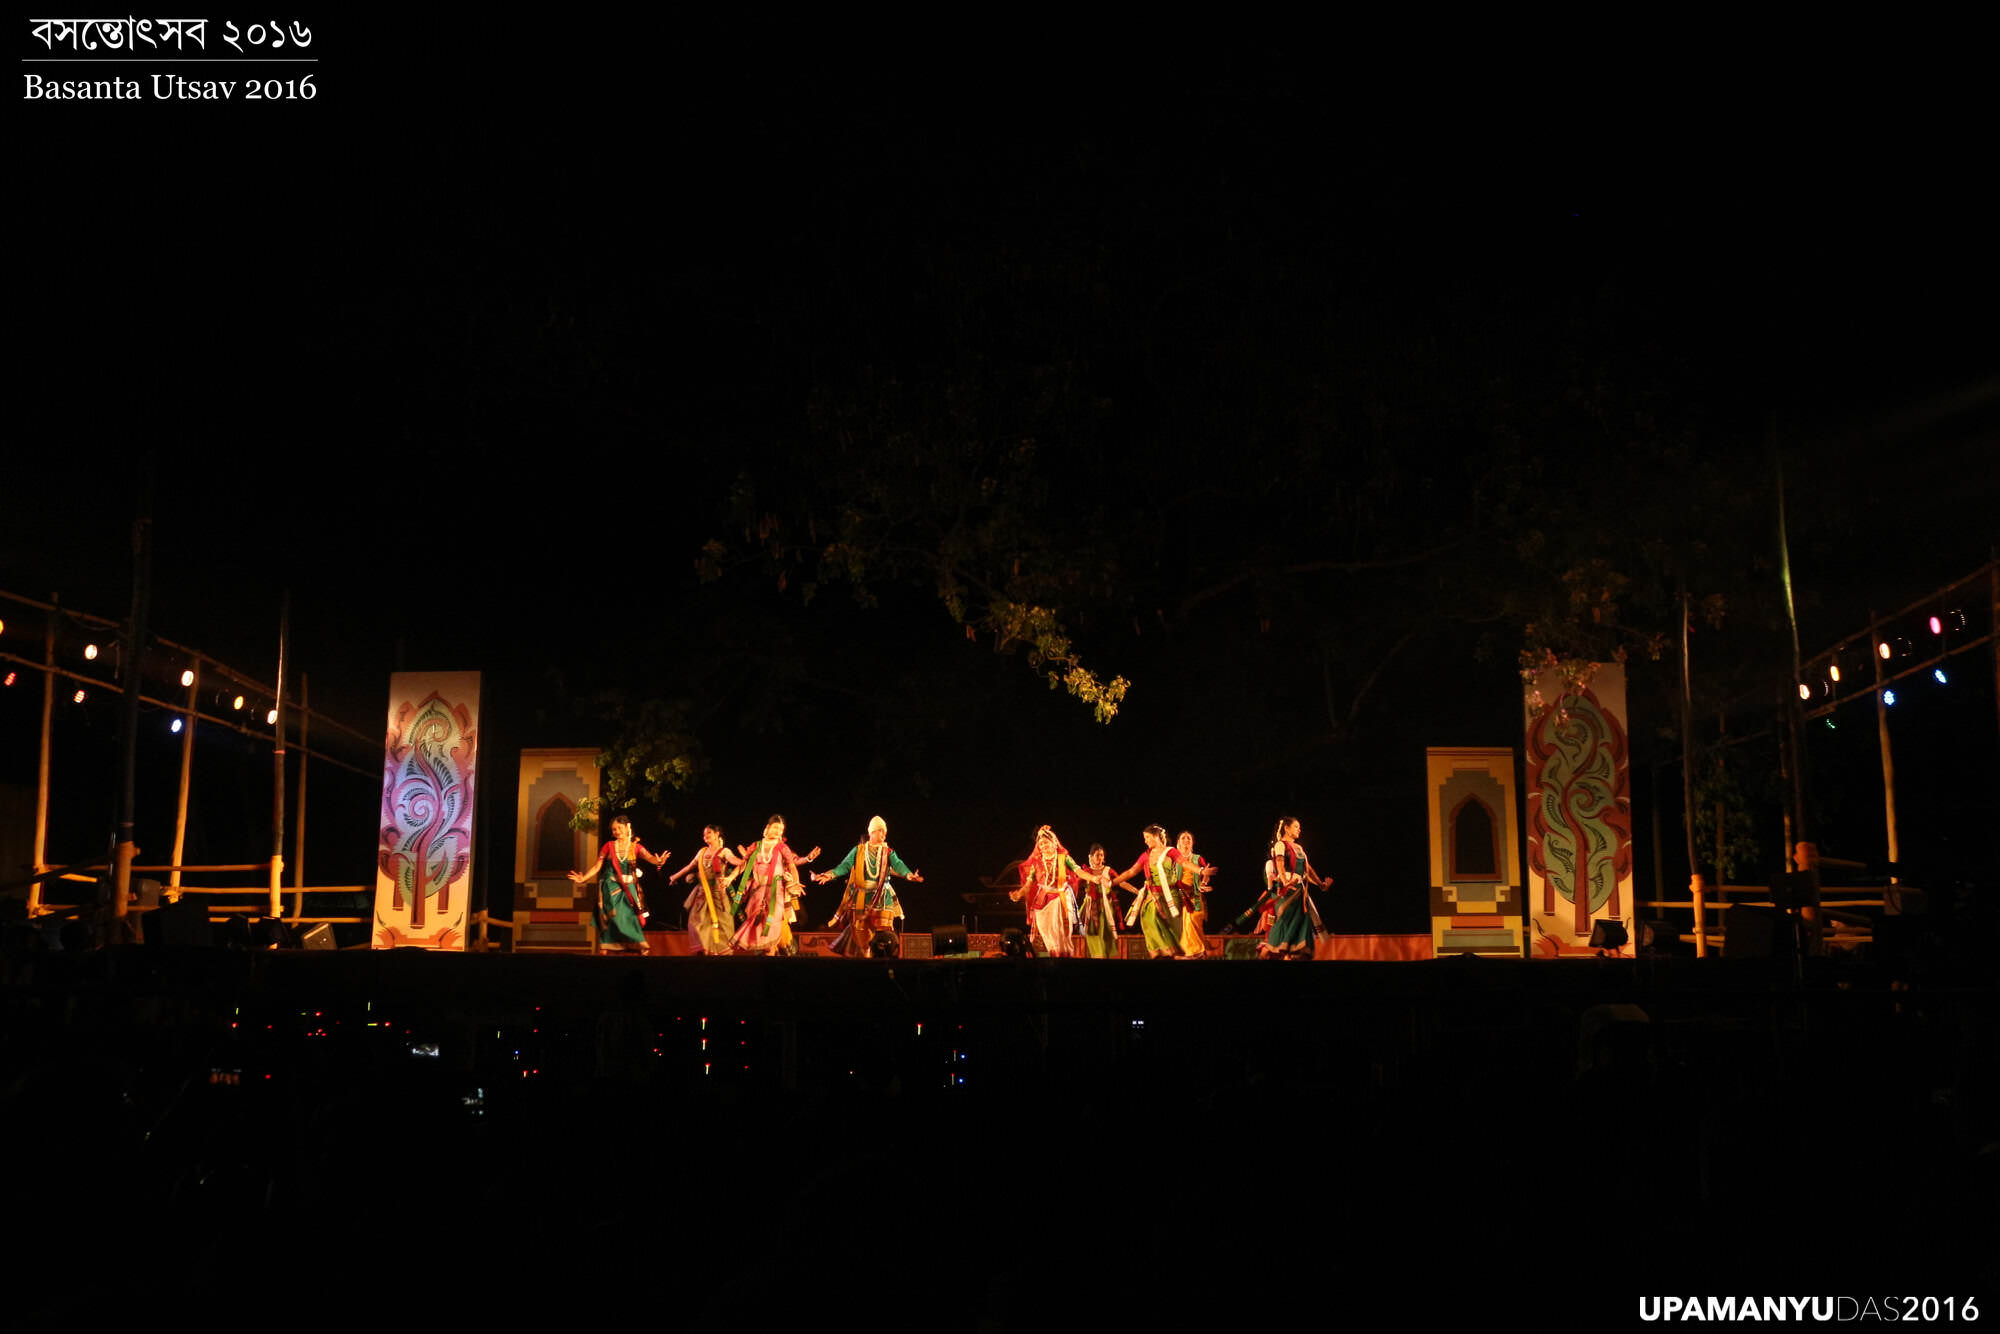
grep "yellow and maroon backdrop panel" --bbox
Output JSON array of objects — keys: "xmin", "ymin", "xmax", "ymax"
[
  {"xmin": 1426, "ymin": 747, "xmax": 1524, "ymax": 956},
  {"xmin": 1523, "ymin": 664, "xmax": 1634, "ymax": 957},
  {"xmin": 512, "ymin": 748, "xmax": 599, "ymax": 953},
  {"xmin": 372, "ymin": 671, "xmax": 481, "ymax": 951}
]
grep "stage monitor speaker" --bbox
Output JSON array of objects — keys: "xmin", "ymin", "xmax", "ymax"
[
  {"xmin": 298, "ymin": 922, "xmax": 336, "ymax": 951},
  {"xmin": 1722, "ymin": 904, "xmax": 1789, "ymax": 960},
  {"xmin": 931, "ymin": 924, "xmax": 968, "ymax": 956},
  {"xmin": 1883, "ymin": 884, "xmax": 1928, "ymax": 915},
  {"xmin": 1637, "ymin": 919, "xmax": 1688, "ymax": 956},
  {"xmin": 145, "ymin": 898, "xmax": 213, "ymax": 948}
]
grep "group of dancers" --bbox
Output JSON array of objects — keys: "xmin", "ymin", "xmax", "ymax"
[{"xmin": 570, "ymin": 814, "xmax": 1330, "ymax": 960}]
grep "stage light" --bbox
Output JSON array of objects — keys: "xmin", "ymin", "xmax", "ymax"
[
  {"xmin": 3, "ymin": 671, "xmax": 15, "ymax": 687},
  {"xmin": 171, "ymin": 718, "xmax": 183, "ymax": 734},
  {"xmin": 1884, "ymin": 689, "xmax": 1897, "ymax": 706},
  {"xmin": 266, "ymin": 708, "xmax": 278, "ymax": 724},
  {"xmin": 1934, "ymin": 668, "xmax": 1948, "ymax": 685},
  {"xmin": 1943, "ymin": 608, "xmax": 1967, "ymax": 632},
  {"xmin": 1929, "ymin": 615, "xmax": 1942, "ymax": 634},
  {"xmin": 232, "ymin": 695, "xmax": 245, "ymax": 710},
  {"xmin": 73, "ymin": 689, "xmax": 86, "ymax": 703},
  {"xmin": 1825, "ymin": 717, "xmax": 1837, "ymax": 730},
  {"xmin": 181, "ymin": 669, "xmax": 195, "ymax": 687},
  {"xmin": 1878, "ymin": 641, "xmax": 1891, "ymax": 659},
  {"xmin": 0, "ymin": 618, "xmax": 5, "ymax": 635},
  {"xmin": 84, "ymin": 643, "xmax": 99, "ymax": 660},
  {"xmin": 1829, "ymin": 663, "xmax": 1841, "ymax": 682},
  {"xmin": 1797, "ymin": 683, "xmax": 1810, "ymax": 701}
]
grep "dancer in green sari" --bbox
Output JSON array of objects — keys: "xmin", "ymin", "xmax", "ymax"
[
  {"xmin": 1074, "ymin": 843, "xmax": 1121, "ymax": 958},
  {"xmin": 1112, "ymin": 824, "xmax": 1184, "ymax": 958},
  {"xmin": 569, "ymin": 816, "xmax": 669, "ymax": 955}
]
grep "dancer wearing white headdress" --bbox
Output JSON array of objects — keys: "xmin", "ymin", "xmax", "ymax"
[
  {"xmin": 814, "ymin": 815, "xmax": 923, "ymax": 957},
  {"xmin": 1011, "ymin": 824, "xmax": 1081, "ymax": 957}
]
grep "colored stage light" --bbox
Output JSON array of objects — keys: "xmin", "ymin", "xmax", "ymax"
[
  {"xmin": 3, "ymin": 672, "xmax": 15, "ymax": 687},
  {"xmin": 1934, "ymin": 668, "xmax": 1948, "ymax": 685},
  {"xmin": 0, "ymin": 618, "xmax": 5, "ymax": 635},
  {"xmin": 84, "ymin": 643, "xmax": 98, "ymax": 660},
  {"xmin": 266, "ymin": 708, "xmax": 278, "ymax": 724},
  {"xmin": 1829, "ymin": 663, "xmax": 1841, "ymax": 682},
  {"xmin": 1883, "ymin": 689, "xmax": 1897, "ymax": 706},
  {"xmin": 1824, "ymin": 717, "xmax": 1836, "ymax": 730},
  {"xmin": 181, "ymin": 669, "xmax": 195, "ymax": 687},
  {"xmin": 232, "ymin": 695, "xmax": 245, "ymax": 710},
  {"xmin": 1797, "ymin": 683, "xmax": 1811, "ymax": 700},
  {"xmin": 1878, "ymin": 641, "xmax": 1891, "ymax": 659},
  {"xmin": 171, "ymin": 718, "xmax": 183, "ymax": 734},
  {"xmin": 73, "ymin": 689, "xmax": 86, "ymax": 703}
]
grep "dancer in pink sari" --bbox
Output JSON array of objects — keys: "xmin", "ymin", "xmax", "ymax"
[{"xmin": 730, "ymin": 815, "xmax": 819, "ymax": 956}]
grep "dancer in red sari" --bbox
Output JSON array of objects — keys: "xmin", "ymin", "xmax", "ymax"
[{"xmin": 1010, "ymin": 825, "xmax": 1081, "ymax": 957}]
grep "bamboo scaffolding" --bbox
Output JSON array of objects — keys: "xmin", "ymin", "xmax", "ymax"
[
  {"xmin": 0, "ymin": 651, "xmax": 374, "ymax": 778},
  {"xmin": 0, "ymin": 587, "xmax": 378, "ymax": 750}
]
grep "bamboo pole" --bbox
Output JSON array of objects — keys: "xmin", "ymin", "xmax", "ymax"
[
  {"xmin": 27, "ymin": 597, "xmax": 55, "ymax": 917},
  {"xmin": 170, "ymin": 663, "xmax": 197, "ymax": 903},
  {"xmin": 292, "ymin": 673, "xmax": 308, "ymax": 918},
  {"xmin": 1870, "ymin": 613, "xmax": 1901, "ymax": 885},
  {"xmin": 1679, "ymin": 583, "xmax": 1698, "ymax": 880},
  {"xmin": 1690, "ymin": 874, "xmax": 1708, "ymax": 958},
  {"xmin": 269, "ymin": 594, "xmax": 287, "ymax": 921},
  {"xmin": 113, "ymin": 492, "xmax": 154, "ymax": 940},
  {"xmin": 1774, "ymin": 436, "xmax": 1807, "ymax": 852}
]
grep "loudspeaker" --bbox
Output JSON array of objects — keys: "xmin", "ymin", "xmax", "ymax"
[
  {"xmin": 1638, "ymin": 919, "xmax": 1690, "ymax": 956},
  {"xmin": 931, "ymin": 923, "xmax": 968, "ymax": 956},
  {"xmin": 1722, "ymin": 904, "xmax": 1790, "ymax": 960},
  {"xmin": 145, "ymin": 898, "xmax": 213, "ymax": 947}
]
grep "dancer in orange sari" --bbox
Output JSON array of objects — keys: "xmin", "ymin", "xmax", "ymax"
[{"xmin": 1173, "ymin": 830, "xmax": 1216, "ymax": 959}]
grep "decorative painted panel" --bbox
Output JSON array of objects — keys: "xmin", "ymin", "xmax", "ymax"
[
  {"xmin": 373, "ymin": 672, "xmax": 481, "ymax": 951},
  {"xmin": 1523, "ymin": 664, "xmax": 1635, "ymax": 957},
  {"xmin": 1426, "ymin": 747, "xmax": 1524, "ymax": 956}
]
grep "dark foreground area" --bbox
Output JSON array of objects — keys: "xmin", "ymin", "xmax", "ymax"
[{"xmin": 4, "ymin": 944, "xmax": 1994, "ymax": 1327}]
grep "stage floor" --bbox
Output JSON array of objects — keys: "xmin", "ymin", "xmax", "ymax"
[{"xmin": 614, "ymin": 929, "xmax": 1438, "ymax": 960}]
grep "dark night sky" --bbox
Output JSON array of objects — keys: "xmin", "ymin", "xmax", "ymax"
[{"xmin": 8, "ymin": 30, "xmax": 1996, "ymax": 924}]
